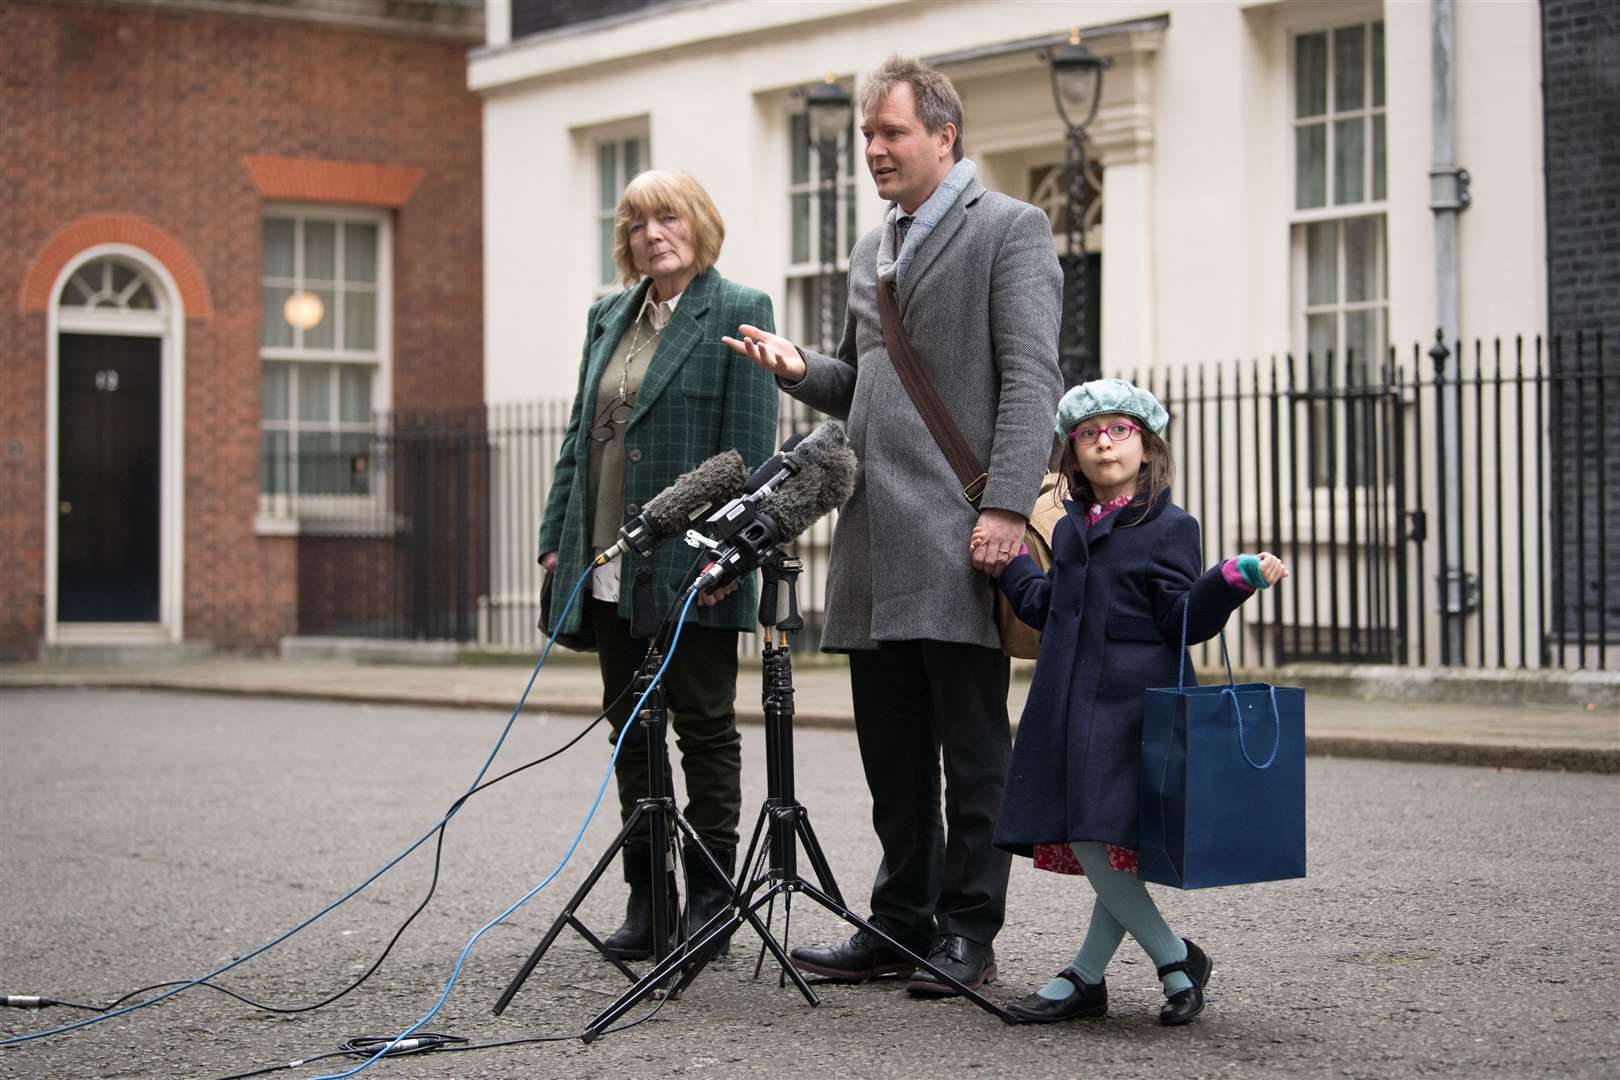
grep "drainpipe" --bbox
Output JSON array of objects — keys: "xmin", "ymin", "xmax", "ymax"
[{"xmin": 1430, "ymin": 0, "xmax": 1472, "ymax": 663}]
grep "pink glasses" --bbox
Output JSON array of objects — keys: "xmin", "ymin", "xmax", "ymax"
[{"xmin": 1070, "ymin": 421, "xmax": 1141, "ymax": 447}]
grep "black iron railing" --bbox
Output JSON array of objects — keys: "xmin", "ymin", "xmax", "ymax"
[
  {"xmin": 1136, "ymin": 332, "xmax": 1615, "ymax": 672},
  {"xmin": 276, "ymin": 333, "xmax": 1617, "ymax": 670}
]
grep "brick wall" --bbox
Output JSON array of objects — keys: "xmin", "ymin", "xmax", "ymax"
[
  {"xmin": 0, "ymin": 2, "xmax": 483, "ymax": 655},
  {"xmin": 1541, "ymin": 0, "xmax": 1620, "ymax": 637}
]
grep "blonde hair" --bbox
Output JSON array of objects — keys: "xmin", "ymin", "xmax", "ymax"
[{"xmin": 612, "ymin": 169, "xmax": 726, "ymax": 286}]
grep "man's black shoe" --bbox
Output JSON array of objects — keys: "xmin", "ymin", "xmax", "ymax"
[
  {"xmin": 905, "ymin": 934, "xmax": 997, "ymax": 998},
  {"xmin": 789, "ymin": 925, "xmax": 919, "ymax": 982},
  {"xmin": 1005, "ymin": 969, "xmax": 1107, "ymax": 1023}
]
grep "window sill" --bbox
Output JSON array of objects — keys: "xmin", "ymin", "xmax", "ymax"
[
  {"xmin": 255, "ymin": 513, "xmax": 302, "ymax": 537},
  {"xmin": 256, "ymin": 496, "xmax": 397, "ymax": 538}
]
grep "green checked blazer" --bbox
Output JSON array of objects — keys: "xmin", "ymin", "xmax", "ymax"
[{"xmin": 537, "ymin": 267, "xmax": 779, "ymax": 639}]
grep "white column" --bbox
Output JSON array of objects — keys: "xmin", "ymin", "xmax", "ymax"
[{"xmin": 1098, "ymin": 153, "xmax": 1154, "ymax": 376}]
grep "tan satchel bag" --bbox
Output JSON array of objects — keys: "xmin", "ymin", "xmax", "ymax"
[
  {"xmin": 997, "ymin": 473, "xmax": 1065, "ymax": 659},
  {"xmin": 874, "ymin": 279, "xmax": 1058, "ymax": 659}
]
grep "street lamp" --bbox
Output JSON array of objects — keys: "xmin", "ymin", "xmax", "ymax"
[
  {"xmin": 1045, "ymin": 30, "xmax": 1109, "ymax": 385},
  {"xmin": 805, "ymin": 76, "xmax": 851, "ymax": 356}
]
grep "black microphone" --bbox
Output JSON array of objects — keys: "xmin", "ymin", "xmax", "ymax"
[
  {"xmin": 741, "ymin": 431, "xmax": 807, "ymax": 495},
  {"xmin": 691, "ymin": 426, "xmax": 858, "ymax": 593},
  {"xmin": 594, "ymin": 449, "xmax": 748, "ymax": 566}
]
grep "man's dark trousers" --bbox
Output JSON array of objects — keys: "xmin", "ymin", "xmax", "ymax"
[{"xmin": 849, "ymin": 638, "xmax": 1012, "ymax": 946}]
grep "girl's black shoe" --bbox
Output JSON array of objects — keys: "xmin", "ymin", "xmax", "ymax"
[
  {"xmin": 1156, "ymin": 938, "xmax": 1212, "ymax": 1026},
  {"xmin": 1005, "ymin": 969, "xmax": 1107, "ymax": 1023}
]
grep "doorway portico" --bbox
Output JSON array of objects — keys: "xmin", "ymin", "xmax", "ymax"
[{"xmin": 46, "ymin": 247, "xmax": 187, "ymax": 645}]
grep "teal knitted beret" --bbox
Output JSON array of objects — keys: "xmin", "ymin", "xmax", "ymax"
[{"xmin": 1055, "ymin": 378, "xmax": 1170, "ymax": 437}]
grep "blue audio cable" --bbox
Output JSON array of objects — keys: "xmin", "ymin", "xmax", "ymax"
[
  {"xmin": 305, "ymin": 587, "xmax": 699, "ymax": 1080},
  {"xmin": 1, "ymin": 563, "xmax": 598, "ymax": 1048}
]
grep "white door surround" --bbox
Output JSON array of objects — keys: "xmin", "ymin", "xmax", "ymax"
[{"xmin": 46, "ymin": 245, "xmax": 187, "ymax": 645}]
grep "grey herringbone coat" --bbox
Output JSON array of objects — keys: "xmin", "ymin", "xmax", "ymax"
[{"xmin": 786, "ymin": 179, "xmax": 1063, "ymax": 651}]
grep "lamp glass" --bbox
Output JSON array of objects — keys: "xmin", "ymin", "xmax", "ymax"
[
  {"xmin": 1053, "ymin": 62, "xmax": 1102, "ymax": 128},
  {"xmin": 806, "ymin": 84, "xmax": 851, "ymax": 147},
  {"xmin": 283, "ymin": 291, "xmax": 325, "ymax": 332}
]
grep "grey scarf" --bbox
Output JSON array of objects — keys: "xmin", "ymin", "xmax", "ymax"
[{"xmin": 875, "ymin": 158, "xmax": 977, "ymax": 287}]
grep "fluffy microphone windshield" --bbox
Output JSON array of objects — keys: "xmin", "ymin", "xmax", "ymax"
[
  {"xmin": 784, "ymin": 419, "xmax": 850, "ymax": 470},
  {"xmin": 757, "ymin": 441, "xmax": 859, "ymax": 541},
  {"xmin": 642, "ymin": 449, "xmax": 747, "ymax": 535}
]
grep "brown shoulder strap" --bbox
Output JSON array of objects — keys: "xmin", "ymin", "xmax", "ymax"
[{"xmin": 875, "ymin": 280, "xmax": 988, "ymax": 506}]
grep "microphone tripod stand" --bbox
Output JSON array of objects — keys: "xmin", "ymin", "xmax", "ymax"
[
  {"xmin": 492, "ymin": 632, "xmax": 729, "ymax": 1015},
  {"xmin": 576, "ymin": 551, "xmax": 1014, "ymax": 1040}
]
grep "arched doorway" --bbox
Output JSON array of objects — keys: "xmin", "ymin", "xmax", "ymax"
[{"xmin": 48, "ymin": 248, "xmax": 185, "ymax": 643}]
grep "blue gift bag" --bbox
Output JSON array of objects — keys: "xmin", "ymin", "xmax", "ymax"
[{"xmin": 1137, "ymin": 607, "xmax": 1306, "ymax": 890}]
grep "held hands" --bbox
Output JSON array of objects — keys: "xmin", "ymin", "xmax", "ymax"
[
  {"xmin": 969, "ymin": 509, "xmax": 1026, "ymax": 576},
  {"xmin": 722, "ymin": 324, "xmax": 807, "ymax": 382}
]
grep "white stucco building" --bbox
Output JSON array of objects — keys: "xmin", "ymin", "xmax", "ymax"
[
  {"xmin": 470, "ymin": 0, "xmax": 1544, "ymax": 403},
  {"xmin": 466, "ymin": 0, "xmax": 1616, "ymax": 672}
]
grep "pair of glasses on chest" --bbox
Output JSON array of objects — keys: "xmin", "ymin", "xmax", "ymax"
[
  {"xmin": 589, "ymin": 395, "xmax": 635, "ymax": 442},
  {"xmin": 1070, "ymin": 421, "xmax": 1142, "ymax": 446}
]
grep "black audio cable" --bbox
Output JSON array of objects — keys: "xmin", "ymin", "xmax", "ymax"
[
  {"xmin": 207, "ymin": 991, "xmax": 672, "ymax": 1080},
  {"xmin": 8, "ymin": 680, "xmax": 631, "ymax": 1019}
]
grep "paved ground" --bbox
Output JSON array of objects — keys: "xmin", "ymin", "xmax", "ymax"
[
  {"xmin": 1, "ymin": 690, "xmax": 1617, "ymax": 1080},
  {"xmin": 3, "ymin": 652, "xmax": 1616, "ymax": 773}
]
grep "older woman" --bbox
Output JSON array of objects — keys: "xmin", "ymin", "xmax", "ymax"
[{"xmin": 537, "ymin": 170, "xmax": 778, "ymax": 959}]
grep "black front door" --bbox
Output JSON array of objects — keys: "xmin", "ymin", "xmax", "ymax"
[{"xmin": 57, "ymin": 334, "xmax": 162, "ymax": 622}]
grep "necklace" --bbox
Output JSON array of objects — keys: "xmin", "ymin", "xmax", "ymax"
[{"xmin": 615, "ymin": 311, "xmax": 665, "ymax": 400}]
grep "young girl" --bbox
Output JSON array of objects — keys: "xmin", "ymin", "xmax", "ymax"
[{"xmin": 986, "ymin": 378, "xmax": 1287, "ymax": 1027}]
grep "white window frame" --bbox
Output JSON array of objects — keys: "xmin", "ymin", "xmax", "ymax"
[
  {"xmin": 1290, "ymin": 19, "xmax": 1386, "ymax": 217},
  {"xmin": 1288, "ymin": 19, "xmax": 1390, "ymax": 491},
  {"xmin": 591, "ymin": 129, "xmax": 650, "ymax": 296},
  {"xmin": 257, "ymin": 202, "xmax": 393, "ymax": 531},
  {"xmin": 785, "ymin": 106, "xmax": 857, "ymax": 351}
]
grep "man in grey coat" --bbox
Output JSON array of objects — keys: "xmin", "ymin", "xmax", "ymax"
[{"xmin": 725, "ymin": 55, "xmax": 1062, "ymax": 995}]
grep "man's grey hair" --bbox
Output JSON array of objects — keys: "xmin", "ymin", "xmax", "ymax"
[{"xmin": 859, "ymin": 55, "xmax": 966, "ymax": 162}]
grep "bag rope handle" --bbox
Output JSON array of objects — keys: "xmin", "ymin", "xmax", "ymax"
[
  {"xmin": 1223, "ymin": 684, "xmax": 1283, "ymax": 769},
  {"xmin": 1176, "ymin": 600, "xmax": 1278, "ymax": 768},
  {"xmin": 1175, "ymin": 600, "xmax": 1234, "ymax": 692}
]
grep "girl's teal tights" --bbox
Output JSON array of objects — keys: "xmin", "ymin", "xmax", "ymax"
[{"xmin": 1037, "ymin": 841, "xmax": 1194, "ymax": 1001}]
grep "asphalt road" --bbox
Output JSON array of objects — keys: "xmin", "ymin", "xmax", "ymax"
[{"xmin": 1, "ymin": 689, "xmax": 1616, "ymax": 1080}]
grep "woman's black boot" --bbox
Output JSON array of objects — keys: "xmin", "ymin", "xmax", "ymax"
[
  {"xmin": 602, "ymin": 840, "xmax": 679, "ymax": 961},
  {"xmin": 682, "ymin": 843, "xmax": 737, "ymax": 956}
]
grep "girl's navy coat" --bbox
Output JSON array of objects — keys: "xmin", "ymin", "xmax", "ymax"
[{"xmin": 993, "ymin": 491, "xmax": 1252, "ymax": 855}]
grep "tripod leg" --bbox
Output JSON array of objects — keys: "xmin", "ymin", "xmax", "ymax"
[
  {"xmin": 751, "ymin": 892, "xmax": 775, "ymax": 981},
  {"xmin": 791, "ymin": 808, "xmax": 847, "ymax": 909},
  {"xmin": 737, "ymin": 800, "xmax": 771, "ymax": 895},
  {"xmin": 740, "ymin": 885, "xmax": 819, "ymax": 1005},
  {"xmin": 493, "ymin": 806, "xmax": 649, "ymax": 1015},
  {"xmin": 793, "ymin": 883, "xmax": 1016, "ymax": 1025},
  {"xmin": 777, "ymin": 889, "xmax": 793, "ymax": 988},
  {"xmin": 661, "ymin": 811, "xmax": 731, "ymax": 990}
]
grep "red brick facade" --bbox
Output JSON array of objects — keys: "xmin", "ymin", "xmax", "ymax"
[{"xmin": 0, "ymin": 1, "xmax": 483, "ymax": 657}]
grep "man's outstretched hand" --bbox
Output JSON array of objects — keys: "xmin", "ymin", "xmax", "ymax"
[{"xmin": 723, "ymin": 324, "xmax": 807, "ymax": 382}]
